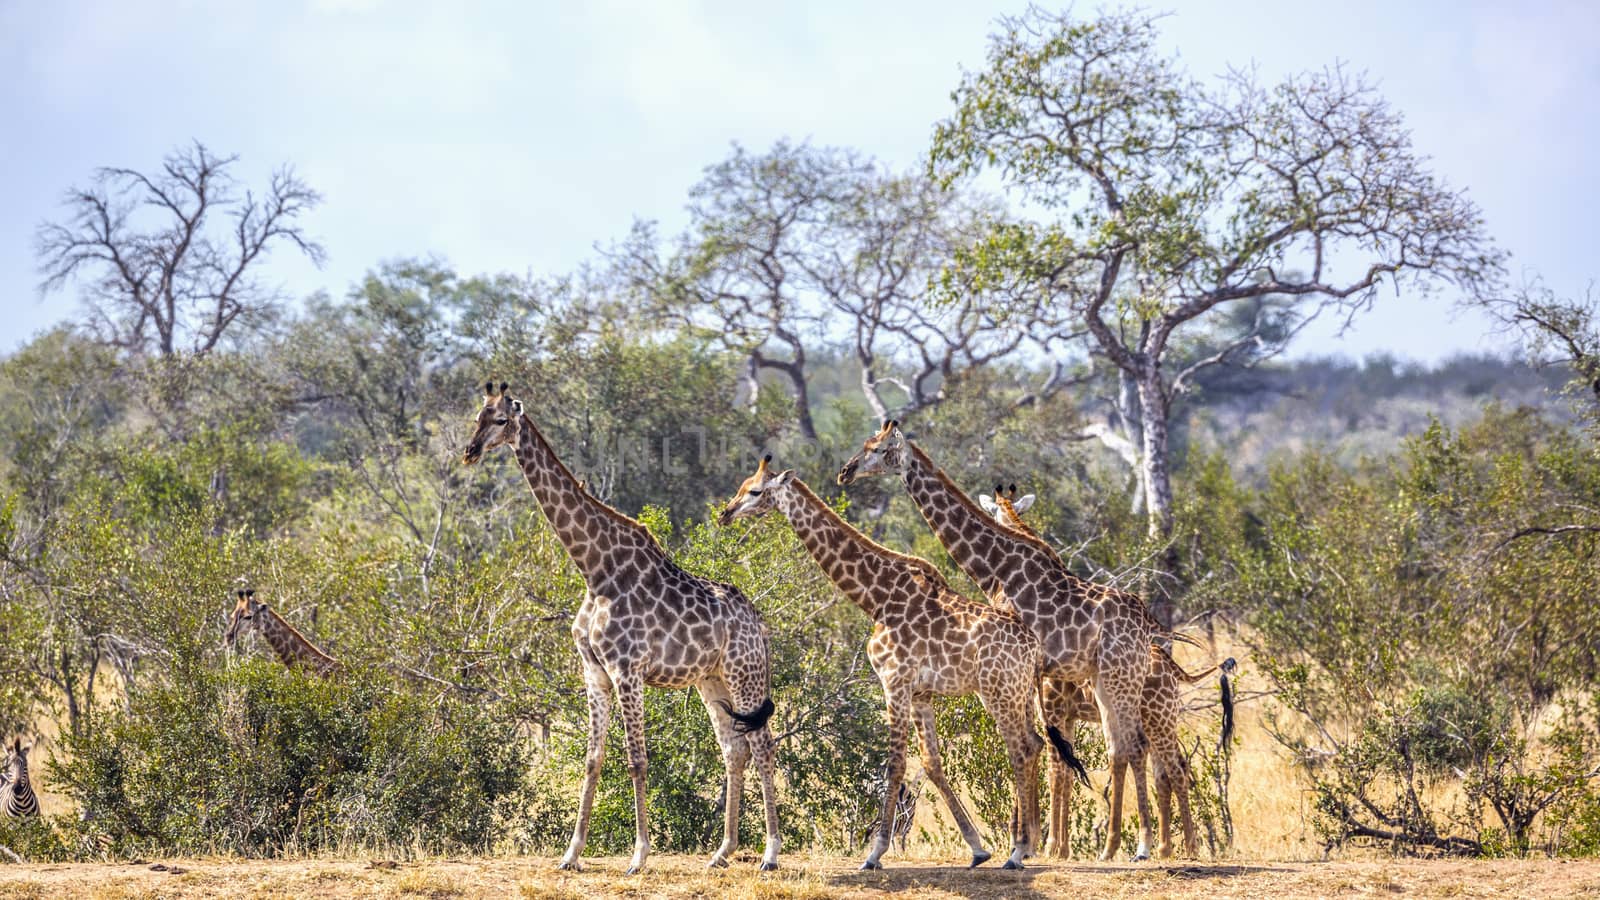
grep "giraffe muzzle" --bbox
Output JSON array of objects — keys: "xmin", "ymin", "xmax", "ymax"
[{"xmin": 837, "ymin": 460, "xmax": 858, "ymax": 484}]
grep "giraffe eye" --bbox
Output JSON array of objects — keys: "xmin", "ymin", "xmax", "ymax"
[
  {"xmin": 747, "ymin": 489, "xmax": 762, "ymax": 497},
  {"xmin": 494, "ymin": 418, "xmax": 508, "ymax": 426}
]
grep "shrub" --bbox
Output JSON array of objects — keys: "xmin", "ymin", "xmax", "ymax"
[{"xmin": 51, "ymin": 660, "xmax": 529, "ymax": 857}]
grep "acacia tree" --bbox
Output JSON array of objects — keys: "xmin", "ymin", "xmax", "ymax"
[
  {"xmin": 37, "ymin": 141, "xmax": 324, "ymax": 357},
  {"xmin": 1480, "ymin": 279, "xmax": 1600, "ymax": 417},
  {"xmin": 930, "ymin": 8, "xmax": 1501, "ymax": 565},
  {"xmin": 619, "ymin": 140, "xmax": 1077, "ymax": 437},
  {"xmin": 615, "ymin": 141, "xmax": 865, "ymax": 440},
  {"xmin": 805, "ymin": 167, "xmax": 1081, "ymax": 423}
]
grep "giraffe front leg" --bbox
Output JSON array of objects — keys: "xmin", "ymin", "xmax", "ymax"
[
  {"xmin": 698, "ymin": 682, "xmax": 752, "ymax": 870},
  {"xmin": 615, "ymin": 674, "xmax": 651, "ymax": 875},
  {"xmin": 1175, "ymin": 756, "xmax": 1198, "ymax": 858},
  {"xmin": 1045, "ymin": 751, "xmax": 1073, "ymax": 859},
  {"xmin": 862, "ymin": 683, "xmax": 912, "ymax": 870},
  {"xmin": 559, "ymin": 663, "xmax": 613, "ymax": 871},
  {"xmin": 912, "ymin": 699, "xmax": 990, "ymax": 867},
  {"xmin": 1154, "ymin": 756, "xmax": 1175, "ymax": 859},
  {"xmin": 1040, "ymin": 676, "xmax": 1081, "ymax": 859}
]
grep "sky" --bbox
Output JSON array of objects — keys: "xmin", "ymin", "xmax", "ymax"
[{"xmin": 2, "ymin": 0, "xmax": 1597, "ymax": 362}]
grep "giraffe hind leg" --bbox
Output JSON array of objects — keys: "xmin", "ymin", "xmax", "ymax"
[
  {"xmin": 615, "ymin": 674, "xmax": 651, "ymax": 875},
  {"xmin": 698, "ymin": 680, "xmax": 752, "ymax": 870},
  {"xmin": 747, "ymin": 723, "xmax": 782, "ymax": 870}
]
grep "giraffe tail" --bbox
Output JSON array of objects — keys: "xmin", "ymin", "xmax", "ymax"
[
  {"xmin": 1218, "ymin": 658, "xmax": 1237, "ymax": 751},
  {"xmin": 1032, "ymin": 679, "xmax": 1089, "ymax": 782},
  {"xmin": 1045, "ymin": 725, "xmax": 1090, "ymax": 783},
  {"xmin": 719, "ymin": 698, "xmax": 776, "ymax": 735}
]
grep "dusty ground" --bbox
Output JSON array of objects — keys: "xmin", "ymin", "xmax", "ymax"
[{"xmin": 2, "ymin": 853, "xmax": 1598, "ymax": 899}]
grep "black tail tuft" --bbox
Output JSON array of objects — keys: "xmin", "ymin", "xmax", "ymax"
[
  {"xmin": 1045, "ymin": 725, "xmax": 1090, "ymax": 783},
  {"xmin": 720, "ymin": 697, "xmax": 776, "ymax": 735},
  {"xmin": 1218, "ymin": 659, "xmax": 1236, "ymax": 752}
]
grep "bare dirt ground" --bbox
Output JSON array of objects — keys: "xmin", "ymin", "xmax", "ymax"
[{"xmin": 2, "ymin": 853, "xmax": 1598, "ymax": 900}]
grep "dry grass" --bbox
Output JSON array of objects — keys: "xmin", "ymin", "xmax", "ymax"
[{"xmin": 2, "ymin": 853, "xmax": 1599, "ymax": 900}]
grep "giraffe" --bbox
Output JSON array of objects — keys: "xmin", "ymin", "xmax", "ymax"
[
  {"xmin": 718, "ymin": 455, "xmax": 1052, "ymax": 870},
  {"xmin": 838, "ymin": 421, "xmax": 1158, "ymax": 860},
  {"xmin": 224, "ymin": 589, "xmax": 342, "ymax": 677},
  {"xmin": 463, "ymin": 383, "xmax": 779, "ymax": 874},
  {"xmin": 1, "ymin": 739, "xmax": 39, "ymax": 819},
  {"xmin": 980, "ymin": 484, "xmax": 1236, "ymax": 858}
]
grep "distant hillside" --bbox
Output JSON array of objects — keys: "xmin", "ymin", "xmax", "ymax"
[{"xmin": 1176, "ymin": 353, "xmax": 1572, "ymax": 475}]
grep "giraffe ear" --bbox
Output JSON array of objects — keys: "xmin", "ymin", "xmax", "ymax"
[
  {"xmin": 978, "ymin": 494, "xmax": 999, "ymax": 515},
  {"xmin": 772, "ymin": 469, "xmax": 795, "ymax": 487},
  {"xmin": 511, "ymin": 399, "xmax": 524, "ymax": 416},
  {"xmin": 1013, "ymin": 493, "xmax": 1037, "ymax": 513}
]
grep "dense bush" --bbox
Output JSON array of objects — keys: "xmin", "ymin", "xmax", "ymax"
[{"xmin": 52, "ymin": 661, "xmax": 529, "ymax": 856}]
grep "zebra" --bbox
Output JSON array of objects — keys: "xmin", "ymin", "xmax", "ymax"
[{"xmin": 2, "ymin": 739, "xmax": 39, "ymax": 818}]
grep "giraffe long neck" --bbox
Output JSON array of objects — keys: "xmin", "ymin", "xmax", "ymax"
[
  {"xmin": 510, "ymin": 413, "xmax": 663, "ymax": 584},
  {"xmin": 775, "ymin": 478, "xmax": 945, "ymax": 623},
  {"xmin": 996, "ymin": 504, "xmax": 1041, "ymax": 542},
  {"xmin": 259, "ymin": 607, "xmax": 339, "ymax": 673},
  {"xmin": 900, "ymin": 442, "xmax": 1058, "ymax": 618}
]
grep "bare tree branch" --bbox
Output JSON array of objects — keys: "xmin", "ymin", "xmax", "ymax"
[{"xmin": 36, "ymin": 141, "xmax": 324, "ymax": 357}]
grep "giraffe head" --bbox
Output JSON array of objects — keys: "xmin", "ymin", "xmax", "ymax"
[
  {"xmin": 461, "ymin": 381, "xmax": 522, "ymax": 465},
  {"xmin": 978, "ymin": 483, "xmax": 1035, "ymax": 527},
  {"xmin": 718, "ymin": 454, "xmax": 795, "ymax": 525},
  {"xmin": 836, "ymin": 420, "xmax": 907, "ymax": 485},
  {"xmin": 224, "ymin": 588, "xmax": 265, "ymax": 648}
]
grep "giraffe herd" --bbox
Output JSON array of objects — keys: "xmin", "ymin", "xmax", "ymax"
[{"xmin": 203, "ymin": 386, "xmax": 1235, "ymax": 875}]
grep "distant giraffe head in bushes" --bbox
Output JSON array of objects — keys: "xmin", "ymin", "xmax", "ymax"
[{"xmin": 224, "ymin": 588, "xmax": 341, "ymax": 677}]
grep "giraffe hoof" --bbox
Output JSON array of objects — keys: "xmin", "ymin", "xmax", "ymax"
[
  {"xmin": 1002, "ymin": 859, "xmax": 1024, "ymax": 871},
  {"xmin": 1131, "ymin": 851, "xmax": 1149, "ymax": 862},
  {"xmin": 859, "ymin": 860, "xmax": 882, "ymax": 871},
  {"xmin": 625, "ymin": 865, "xmax": 643, "ymax": 876},
  {"xmin": 706, "ymin": 856, "xmax": 729, "ymax": 869},
  {"xmin": 555, "ymin": 860, "xmax": 581, "ymax": 872},
  {"xmin": 969, "ymin": 850, "xmax": 992, "ymax": 868},
  {"xmin": 759, "ymin": 862, "xmax": 779, "ymax": 872}
]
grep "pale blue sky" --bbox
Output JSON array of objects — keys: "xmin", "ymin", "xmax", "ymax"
[{"xmin": 3, "ymin": 0, "xmax": 1596, "ymax": 361}]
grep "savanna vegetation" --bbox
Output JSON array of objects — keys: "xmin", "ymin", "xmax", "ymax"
[{"xmin": 2, "ymin": 4, "xmax": 1598, "ymax": 871}]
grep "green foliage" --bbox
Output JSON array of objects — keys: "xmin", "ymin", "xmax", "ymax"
[{"xmin": 53, "ymin": 660, "xmax": 528, "ymax": 856}]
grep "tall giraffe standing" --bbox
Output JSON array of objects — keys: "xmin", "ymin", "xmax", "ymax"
[
  {"xmin": 463, "ymin": 383, "xmax": 780, "ymax": 874},
  {"xmin": 839, "ymin": 422, "xmax": 1157, "ymax": 860},
  {"xmin": 981, "ymin": 485, "xmax": 1235, "ymax": 858},
  {"xmin": 224, "ymin": 589, "xmax": 342, "ymax": 677},
  {"xmin": 718, "ymin": 456, "xmax": 1051, "ymax": 870}
]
